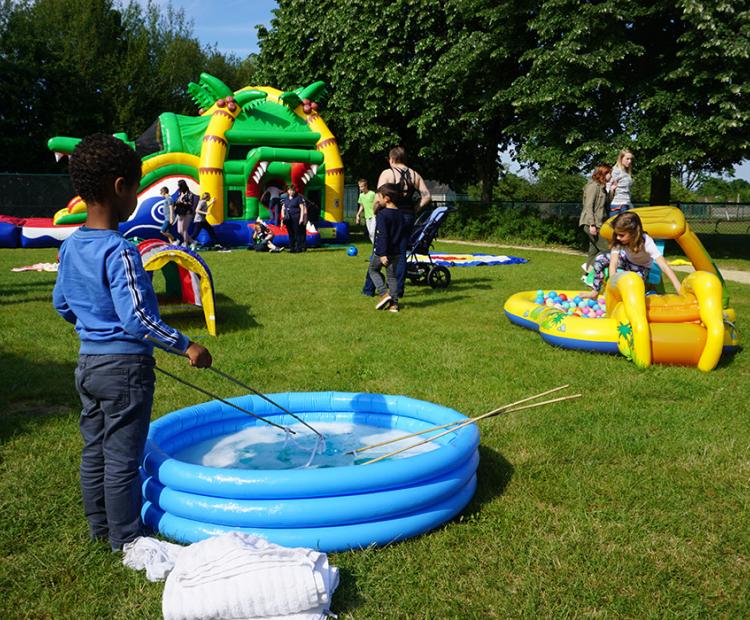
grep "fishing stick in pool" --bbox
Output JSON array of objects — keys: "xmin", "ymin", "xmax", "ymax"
[
  {"xmin": 152, "ymin": 365, "xmax": 293, "ymax": 433},
  {"xmin": 206, "ymin": 368, "xmax": 324, "ymax": 439},
  {"xmin": 144, "ymin": 335, "xmax": 318, "ymax": 436}
]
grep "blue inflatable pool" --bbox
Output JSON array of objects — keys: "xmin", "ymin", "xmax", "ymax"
[{"xmin": 141, "ymin": 391, "xmax": 479, "ymax": 552}]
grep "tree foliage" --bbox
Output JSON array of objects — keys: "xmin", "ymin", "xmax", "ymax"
[
  {"xmin": 0, "ymin": 0, "xmax": 255, "ymax": 172},
  {"xmin": 511, "ymin": 0, "xmax": 750, "ymax": 202},
  {"xmin": 256, "ymin": 0, "xmax": 533, "ymax": 200},
  {"xmin": 2, "ymin": 0, "xmax": 747, "ymax": 203}
]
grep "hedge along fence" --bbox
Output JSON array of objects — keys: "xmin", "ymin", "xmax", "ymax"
[
  {"xmin": 434, "ymin": 201, "xmax": 750, "ymax": 256},
  {"xmin": 435, "ymin": 201, "xmax": 585, "ymax": 249}
]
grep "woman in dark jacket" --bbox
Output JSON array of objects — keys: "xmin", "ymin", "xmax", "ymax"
[
  {"xmin": 579, "ymin": 164, "xmax": 612, "ymax": 272},
  {"xmin": 174, "ymin": 179, "xmax": 196, "ymax": 246}
]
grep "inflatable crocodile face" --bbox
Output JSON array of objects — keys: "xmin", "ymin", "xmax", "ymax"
[{"xmin": 47, "ymin": 73, "xmax": 344, "ymax": 233}]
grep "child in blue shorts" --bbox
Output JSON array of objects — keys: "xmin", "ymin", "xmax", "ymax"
[{"xmin": 53, "ymin": 134, "xmax": 212, "ymax": 551}]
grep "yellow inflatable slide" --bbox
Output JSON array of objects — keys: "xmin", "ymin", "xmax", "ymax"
[{"xmin": 503, "ymin": 207, "xmax": 739, "ymax": 371}]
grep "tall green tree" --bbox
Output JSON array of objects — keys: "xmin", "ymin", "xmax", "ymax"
[
  {"xmin": 0, "ymin": 0, "xmax": 252, "ymax": 172},
  {"xmin": 415, "ymin": 1, "xmax": 534, "ymax": 201},
  {"xmin": 511, "ymin": 0, "xmax": 750, "ymax": 204},
  {"xmin": 256, "ymin": 0, "xmax": 449, "ymax": 184},
  {"xmin": 256, "ymin": 0, "xmax": 531, "ymax": 200}
]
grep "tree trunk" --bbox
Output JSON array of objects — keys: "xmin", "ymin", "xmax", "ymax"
[
  {"xmin": 649, "ymin": 165, "xmax": 671, "ymax": 205},
  {"xmin": 480, "ymin": 170, "xmax": 494, "ymax": 203},
  {"xmin": 479, "ymin": 133, "xmax": 499, "ymax": 203}
]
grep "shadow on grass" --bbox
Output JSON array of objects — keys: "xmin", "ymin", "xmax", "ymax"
[
  {"xmin": 405, "ymin": 294, "xmax": 470, "ymax": 309},
  {"xmin": 463, "ymin": 445, "xmax": 514, "ymax": 516},
  {"xmin": 715, "ymin": 346, "xmax": 742, "ymax": 370},
  {"xmin": 1, "ymin": 275, "xmax": 57, "ymax": 304},
  {"xmin": 1, "ymin": 350, "xmax": 78, "ymax": 445},
  {"xmin": 159, "ymin": 293, "xmax": 258, "ymax": 335},
  {"xmin": 327, "ymin": 566, "xmax": 364, "ymax": 615}
]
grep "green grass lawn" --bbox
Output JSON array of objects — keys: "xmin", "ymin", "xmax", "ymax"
[{"xmin": 1, "ymin": 240, "xmax": 748, "ymax": 619}]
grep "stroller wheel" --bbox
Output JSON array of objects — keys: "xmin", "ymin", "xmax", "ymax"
[{"xmin": 427, "ymin": 265, "xmax": 451, "ymax": 289}]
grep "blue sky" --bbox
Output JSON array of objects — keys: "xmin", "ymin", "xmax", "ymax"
[
  {"xmin": 153, "ymin": 0, "xmax": 277, "ymax": 58},
  {"xmin": 159, "ymin": 0, "xmax": 748, "ymax": 182}
]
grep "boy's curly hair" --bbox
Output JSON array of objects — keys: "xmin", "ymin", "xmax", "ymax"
[{"xmin": 69, "ymin": 133, "xmax": 142, "ymax": 204}]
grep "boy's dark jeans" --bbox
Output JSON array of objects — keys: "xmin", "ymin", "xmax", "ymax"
[
  {"xmin": 368, "ymin": 253, "xmax": 398, "ymax": 301},
  {"xmin": 75, "ymin": 354, "xmax": 155, "ymax": 550},
  {"xmin": 363, "ymin": 210, "xmax": 415, "ymax": 297}
]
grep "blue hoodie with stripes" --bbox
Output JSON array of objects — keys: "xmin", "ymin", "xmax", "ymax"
[{"xmin": 53, "ymin": 228, "xmax": 190, "ymax": 355}]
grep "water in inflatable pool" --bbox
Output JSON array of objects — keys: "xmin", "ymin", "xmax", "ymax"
[{"xmin": 173, "ymin": 421, "xmax": 439, "ymax": 470}]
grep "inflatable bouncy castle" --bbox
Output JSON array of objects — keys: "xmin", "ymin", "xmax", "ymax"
[
  {"xmin": 0, "ymin": 73, "xmax": 347, "ymax": 248},
  {"xmin": 504, "ymin": 207, "xmax": 740, "ymax": 372}
]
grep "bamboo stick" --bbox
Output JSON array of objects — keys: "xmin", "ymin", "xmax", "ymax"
[
  {"xmin": 360, "ymin": 393, "xmax": 581, "ymax": 466},
  {"xmin": 348, "ymin": 384, "xmax": 570, "ymax": 455}
]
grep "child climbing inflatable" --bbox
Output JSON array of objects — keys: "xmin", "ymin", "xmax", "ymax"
[{"xmin": 504, "ymin": 207, "xmax": 740, "ymax": 371}]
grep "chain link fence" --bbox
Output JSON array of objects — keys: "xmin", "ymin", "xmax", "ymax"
[
  {"xmin": 0, "ymin": 173, "xmax": 73, "ymax": 217},
  {"xmin": 3, "ymin": 174, "xmax": 748, "ymax": 240}
]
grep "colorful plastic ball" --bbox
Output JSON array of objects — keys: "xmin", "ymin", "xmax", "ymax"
[
  {"xmin": 347, "ymin": 246, "xmax": 358, "ymax": 257},
  {"xmin": 573, "ymin": 296, "xmax": 582, "ymax": 304},
  {"xmin": 549, "ymin": 291, "xmax": 557, "ymax": 298},
  {"xmin": 559, "ymin": 294, "xmax": 568, "ymax": 302}
]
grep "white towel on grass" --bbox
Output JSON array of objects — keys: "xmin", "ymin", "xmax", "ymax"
[
  {"xmin": 123, "ymin": 532, "xmax": 338, "ymax": 619},
  {"xmin": 122, "ymin": 537, "xmax": 183, "ymax": 582}
]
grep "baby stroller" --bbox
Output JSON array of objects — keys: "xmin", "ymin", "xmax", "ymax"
[{"xmin": 406, "ymin": 205, "xmax": 456, "ymax": 289}]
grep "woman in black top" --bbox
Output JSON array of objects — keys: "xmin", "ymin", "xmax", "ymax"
[
  {"xmin": 280, "ymin": 185, "xmax": 307, "ymax": 252},
  {"xmin": 174, "ymin": 179, "xmax": 196, "ymax": 246}
]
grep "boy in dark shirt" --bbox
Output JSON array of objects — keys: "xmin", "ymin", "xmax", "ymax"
[
  {"xmin": 52, "ymin": 134, "xmax": 212, "ymax": 551},
  {"xmin": 369, "ymin": 183, "xmax": 406, "ymax": 313}
]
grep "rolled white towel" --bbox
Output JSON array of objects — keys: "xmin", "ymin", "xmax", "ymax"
[{"xmin": 162, "ymin": 532, "xmax": 338, "ymax": 620}]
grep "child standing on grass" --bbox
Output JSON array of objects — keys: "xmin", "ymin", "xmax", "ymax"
[
  {"xmin": 369, "ymin": 183, "xmax": 407, "ymax": 313},
  {"xmin": 52, "ymin": 134, "xmax": 212, "ymax": 552},
  {"xmin": 159, "ymin": 186, "xmax": 176, "ymax": 244},
  {"xmin": 583, "ymin": 211, "xmax": 682, "ymax": 298}
]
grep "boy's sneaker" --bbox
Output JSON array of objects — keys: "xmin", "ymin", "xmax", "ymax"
[
  {"xmin": 581, "ymin": 262, "xmax": 589, "ymax": 273},
  {"xmin": 388, "ymin": 303, "xmax": 400, "ymax": 313},
  {"xmin": 375, "ymin": 292, "xmax": 392, "ymax": 310}
]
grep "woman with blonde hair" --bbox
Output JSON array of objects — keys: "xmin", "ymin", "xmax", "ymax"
[
  {"xmin": 579, "ymin": 164, "xmax": 612, "ymax": 272},
  {"xmin": 609, "ymin": 148, "xmax": 634, "ymax": 216}
]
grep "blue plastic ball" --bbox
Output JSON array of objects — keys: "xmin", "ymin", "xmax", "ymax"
[{"xmin": 347, "ymin": 246, "xmax": 358, "ymax": 257}]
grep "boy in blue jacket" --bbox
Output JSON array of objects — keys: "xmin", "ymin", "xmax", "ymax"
[
  {"xmin": 369, "ymin": 183, "xmax": 407, "ymax": 313},
  {"xmin": 53, "ymin": 134, "xmax": 212, "ymax": 551}
]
